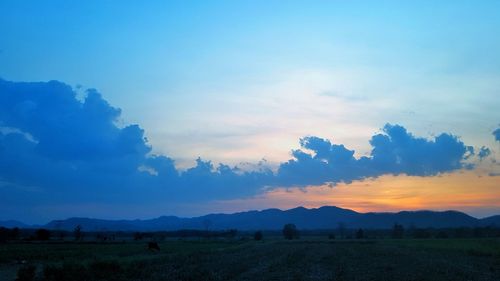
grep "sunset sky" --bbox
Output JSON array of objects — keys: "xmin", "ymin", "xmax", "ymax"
[{"xmin": 0, "ymin": 0, "xmax": 499, "ymax": 223}]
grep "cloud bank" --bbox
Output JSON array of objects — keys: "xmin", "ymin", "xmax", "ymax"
[
  {"xmin": 277, "ymin": 125, "xmax": 474, "ymax": 187},
  {"xmin": 0, "ymin": 79, "xmax": 480, "ymax": 208}
]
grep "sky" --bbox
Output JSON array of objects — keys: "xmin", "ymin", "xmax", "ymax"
[{"xmin": 0, "ymin": 0, "xmax": 499, "ymax": 224}]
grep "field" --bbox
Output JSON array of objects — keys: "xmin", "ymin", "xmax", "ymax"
[{"xmin": 1, "ymin": 238, "xmax": 499, "ymax": 281}]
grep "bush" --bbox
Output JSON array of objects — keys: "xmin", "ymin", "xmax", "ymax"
[
  {"xmin": 133, "ymin": 232, "xmax": 143, "ymax": 241},
  {"xmin": 254, "ymin": 231, "xmax": 263, "ymax": 241},
  {"xmin": 282, "ymin": 224, "xmax": 299, "ymax": 240},
  {"xmin": 0, "ymin": 227, "xmax": 8, "ymax": 242},
  {"xmin": 35, "ymin": 229, "xmax": 51, "ymax": 241},
  {"xmin": 10, "ymin": 227, "xmax": 20, "ymax": 240},
  {"xmin": 16, "ymin": 264, "xmax": 36, "ymax": 281},
  {"xmin": 356, "ymin": 228, "xmax": 364, "ymax": 239},
  {"xmin": 73, "ymin": 225, "xmax": 83, "ymax": 241},
  {"xmin": 391, "ymin": 223, "xmax": 404, "ymax": 239}
]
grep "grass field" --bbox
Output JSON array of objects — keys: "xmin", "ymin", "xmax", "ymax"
[{"xmin": 1, "ymin": 238, "xmax": 499, "ymax": 281}]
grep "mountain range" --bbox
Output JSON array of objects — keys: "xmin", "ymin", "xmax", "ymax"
[{"xmin": 2, "ymin": 206, "xmax": 500, "ymax": 231}]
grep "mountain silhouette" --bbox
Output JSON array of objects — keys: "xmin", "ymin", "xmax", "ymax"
[
  {"xmin": 0, "ymin": 220, "xmax": 29, "ymax": 228},
  {"xmin": 480, "ymin": 215, "xmax": 500, "ymax": 226},
  {"xmin": 2, "ymin": 206, "xmax": 498, "ymax": 231}
]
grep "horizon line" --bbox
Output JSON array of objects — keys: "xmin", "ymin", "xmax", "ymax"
[{"xmin": 3, "ymin": 205, "xmax": 498, "ymax": 226}]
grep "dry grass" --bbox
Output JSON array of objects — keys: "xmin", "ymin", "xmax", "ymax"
[{"xmin": 1, "ymin": 238, "xmax": 499, "ymax": 281}]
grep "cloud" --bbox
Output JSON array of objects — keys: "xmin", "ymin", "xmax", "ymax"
[
  {"xmin": 494, "ymin": 127, "xmax": 500, "ymax": 142},
  {"xmin": 478, "ymin": 146, "xmax": 491, "ymax": 160},
  {"xmin": 0, "ymin": 78, "xmax": 479, "ymax": 213},
  {"xmin": 0, "ymin": 80, "xmax": 150, "ymax": 195},
  {"xmin": 276, "ymin": 124, "xmax": 474, "ymax": 186},
  {"xmin": 0, "ymin": 79, "xmax": 276, "ymax": 204}
]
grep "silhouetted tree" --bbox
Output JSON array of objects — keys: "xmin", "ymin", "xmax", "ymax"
[
  {"xmin": 73, "ymin": 225, "xmax": 83, "ymax": 241},
  {"xmin": 0, "ymin": 227, "xmax": 8, "ymax": 242},
  {"xmin": 356, "ymin": 228, "xmax": 364, "ymax": 239},
  {"xmin": 134, "ymin": 232, "xmax": 143, "ymax": 241},
  {"xmin": 228, "ymin": 229, "xmax": 238, "ymax": 238},
  {"xmin": 282, "ymin": 223, "xmax": 299, "ymax": 240},
  {"xmin": 148, "ymin": 242, "xmax": 160, "ymax": 251},
  {"xmin": 9, "ymin": 227, "xmax": 20, "ymax": 240},
  {"xmin": 254, "ymin": 231, "xmax": 263, "ymax": 241},
  {"xmin": 0, "ymin": 227, "xmax": 19, "ymax": 241},
  {"xmin": 96, "ymin": 233, "xmax": 108, "ymax": 242},
  {"xmin": 35, "ymin": 228, "xmax": 51, "ymax": 240},
  {"xmin": 391, "ymin": 223, "xmax": 404, "ymax": 239}
]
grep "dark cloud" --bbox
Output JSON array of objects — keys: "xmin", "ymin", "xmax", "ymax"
[
  {"xmin": 0, "ymin": 79, "xmax": 479, "ymax": 214},
  {"xmin": 478, "ymin": 146, "xmax": 491, "ymax": 160},
  {"xmin": 276, "ymin": 124, "xmax": 474, "ymax": 186},
  {"xmin": 0, "ymin": 80, "xmax": 150, "ymax": 199},
  {"xmin": 369, "ymin": 124, "xmax": 475, "ymax": 175},
  {"xmin": 494, "ymin": 127, "xmax": 500, "ymax": 142},
  {"xmin": 0, "ymin": 79, "xmax": 275, "ymax": 204}
]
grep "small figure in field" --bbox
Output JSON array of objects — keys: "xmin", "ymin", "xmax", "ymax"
[{"xmin": 148, "ymin": 241, "xmax": 160, "ymax": 251}]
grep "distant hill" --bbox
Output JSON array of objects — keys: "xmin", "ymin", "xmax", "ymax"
[
  {"xmin": 350, "ymin": 210, "xmax": 479, "ymax": 229},
  {"xmin": 1, "ymin": 206, "xmax": 498, "ymax": 231},
  {"xmin": 480, "ymin": 215, "xmax": 500, "ymax": 227},
  {"xmin": 0, "ymin": 220, "xmax": 29, "ymax": 229}
]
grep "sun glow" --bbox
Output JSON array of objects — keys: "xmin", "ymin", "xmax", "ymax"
[{"xmin": 213, "ymin": 171, "xmax": 500, "ymax": 218}]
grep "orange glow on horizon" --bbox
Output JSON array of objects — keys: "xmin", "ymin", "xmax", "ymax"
[{"xmin": 214, "ymin": 171, "xmax": 500, "ymax": 218}]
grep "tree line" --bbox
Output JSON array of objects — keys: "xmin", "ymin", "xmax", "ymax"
[{"xmin": 2, "ymin": 223, "xmax": 500, "ymax": 242}]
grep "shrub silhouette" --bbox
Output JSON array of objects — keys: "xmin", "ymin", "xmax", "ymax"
[
  {"xmin": 16, "ymin": 264, "xmax": 36, "ymax": 281},
  {"xmin": 282, "ymin": 223, "xmax": 299, "ymax": 240},
  {"xmin": 0, "ymin": 227, "xmax": 8, "ymax": 242},
  {"xmin": 391, "ymin": 223, "xmax": 404, "ymax": 239},
  {"xmin": 10, "ymin": 227, "xmax": 20, "ymax": 240},
  {"xmin": 228, "ymin": 229, "xmax": 238, "ymax": 238},
  {"xmin": 254, "ymin": 231, "xmax": 263, "ymax": 241},
  {"xmin": 73, "ymin": 225, "xmax": 82, "ymax": 241},
  {"xmin": 35, "ymin": 228, "xmax": 51, "ymax": 241},
  {"xmin": 148, "ymin": 242, "xmax": 160, "ymax": 251},
  {"xmin": 356, "ymin": 228, "xmax": 364, "ymax": 239},
  {"xmin": 134, "ymin": 232, "xmax": 143, "ymax": 241}
]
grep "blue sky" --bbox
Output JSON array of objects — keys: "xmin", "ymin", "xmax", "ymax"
[{"xmin": 0, "ymin": 1, "xmax": 499, "ymax": 223}]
